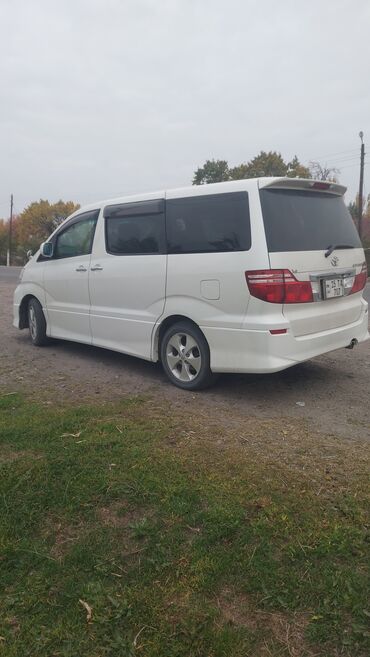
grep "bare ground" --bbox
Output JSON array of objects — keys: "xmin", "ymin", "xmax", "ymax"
[{"xmin": 1, "ymin": 280, "xmax": 370, "ymax": 443}]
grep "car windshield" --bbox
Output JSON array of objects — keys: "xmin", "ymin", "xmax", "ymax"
[{"xmin": 259, "ymin": 189, "xmax": 362, "ymax": 253}]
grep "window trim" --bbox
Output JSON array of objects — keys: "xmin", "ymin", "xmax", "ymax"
[{"xmin": 104, "ymin": 199, "xmax": 165, "ymax": 219}]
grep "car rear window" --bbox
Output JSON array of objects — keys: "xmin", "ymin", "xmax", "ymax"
[
  {"xmin": 166, "ymin": 192, "xmax": 251, "ymax": 254},
  {"xmin": 260, "ymin": 189, "xmax": 362, "ymax": 252}
]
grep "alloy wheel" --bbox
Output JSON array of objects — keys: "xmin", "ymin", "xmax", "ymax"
[
  {"xmin": 165, "ymin": 332, "xmax": 202, "ymax": 382},
  {"xmin": 29, "ymin": 305, "xmax": 37, "ymax": 340}
]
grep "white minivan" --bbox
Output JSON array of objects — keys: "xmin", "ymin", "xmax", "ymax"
[{"xmin": 13, "ymin": 177, "xmax": 369, "ymax": 389}]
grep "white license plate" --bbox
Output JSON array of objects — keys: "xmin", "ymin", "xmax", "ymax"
[{"xmin": 324, "ymin": 277, "xmax": 344, "ymax": 299}]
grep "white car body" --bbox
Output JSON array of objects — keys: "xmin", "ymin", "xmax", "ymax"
[{"xmin": 14, "ymin": 177, "xmax": 369, "ymax": 377}]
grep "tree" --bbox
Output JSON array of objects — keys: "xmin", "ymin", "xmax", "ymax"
[
  {"xmin": 286, "ymin": 155, "xmax": 311, "ymax": 179},
  {"xmin": 348, "ymin": 194, "xmax": 370, "ymax": 245},
  {"xmin": 192, "ymin": 160, "xmax": 230, "ymax": 185},
  {"xmin": 193, "ymin": 151, "xmax": 310, "ymax": 185},
  {"xmin": 17, "ymin": 199, "xmax": 80, "ymax": 255},
  {"xmin": 0, "ymin": 215, "xmax": 21, "ymax": 265},
  {"xmin": 242, "ymin": 151, "xmax": 288, "ymax": 178},
  {"xmin": 309, "ymin": 161, "xmax": 340, "ymax": 182},
  {"xmin": 0, "ymin": 219, "xmax": 8, "ymax": 265},
  {"xmin": 348, "ymin": 200, "xmax": 358, "ymax": 224},
  {"xmin": 228, "ymin": 163, "xmax": 250, "ymax": 180}
]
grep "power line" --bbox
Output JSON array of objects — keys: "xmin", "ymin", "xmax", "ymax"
[
  {"xmin": 306, "ymin": 147, "xmax": 358, "ymax": 160},
  {"xmin": 313, "ymin": 157, "xmax": 359, "ymax": 168},
  {"xmin": 305, "ymin": 155, "xmax": 360, "ymax": 168},
  {"xmin": 324, "ymin": 155, "xmax": 359, "ymax": 163},
  {"xmin": 336, "ymin": 161, "xmax": 369, "ymax": 170}
]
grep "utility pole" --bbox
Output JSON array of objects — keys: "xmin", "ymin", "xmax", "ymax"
[
  {"xmin": 358, "ymin": 132, "xmax": 365, "ymax": 240},
  {"xmin": 7, "ymin": 194, "xmax": 14, "ymax": 267}
]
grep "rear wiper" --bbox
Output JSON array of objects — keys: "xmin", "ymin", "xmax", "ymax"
[{"xmin": 324, "ymin": 244, "xmax": 355, "ymax": 258}]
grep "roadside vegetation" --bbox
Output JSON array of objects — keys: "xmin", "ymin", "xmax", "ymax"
[
  {"xmin": 0, "ymin": 392, "xmax": 369, "ymax": 656},
  {"xmin": 1, "ymin": 150, "xmax": 370, "ymax": 266}
]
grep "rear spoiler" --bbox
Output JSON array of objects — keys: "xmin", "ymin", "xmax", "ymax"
[{"xmin": 258, "ymin": 177, "xmax": 346, "ymax": 197}]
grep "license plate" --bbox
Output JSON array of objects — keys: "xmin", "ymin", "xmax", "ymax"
[{"xmin": 323, "ymin": 277, "xmax": 344, "ymax": 299}]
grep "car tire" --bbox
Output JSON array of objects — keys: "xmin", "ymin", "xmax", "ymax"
[
  {"xmin": 28, "ymin": 298, "xmax": 49, "ymax": 347},
  {"xmin": 160, "ymin": 321, "xmax": 217, "ymax": 390}
]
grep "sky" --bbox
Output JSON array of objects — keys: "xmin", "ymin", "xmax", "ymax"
[{"xmin": 0, "ymin": 0, "xmax": 369, "ymax": 217}]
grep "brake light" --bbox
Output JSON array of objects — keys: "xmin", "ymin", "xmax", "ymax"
[
  {"xmin": 245, "ymin": 269, "xmax": 313, "ymax": 304},
  {"xmin": 350, "ymin": 263, "xmax": 367, "ymax": 294},
  {"xmin": 311, "ymin": 181, "xmax": 331, "ymax": 190}
]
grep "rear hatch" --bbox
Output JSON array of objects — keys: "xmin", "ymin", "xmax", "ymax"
[{"xmin": 259, "ymin": 179, "xmax": 366, "ymax": 337}]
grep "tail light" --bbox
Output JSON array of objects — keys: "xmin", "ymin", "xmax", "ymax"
[
  {"xmin": 245, "ymin": 269, "xmax": 313, "ymax": 304},
  {"xmin": 350, "ymin": 263, "xmax": 367, "ymax": 295},
  {"xmin": 310, "ymin": 181, "xmax": 331, "ymax": 191}
]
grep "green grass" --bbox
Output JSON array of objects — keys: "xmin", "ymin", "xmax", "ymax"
[{"xmin": 0, "ymin": 392, "xmax": 369, "ymax": 656}]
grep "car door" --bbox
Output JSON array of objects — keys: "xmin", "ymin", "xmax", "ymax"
[
  {"xmin": 89, "ymin": 198, "xmax": 166, "ymax": 359},
  {"xmin": 43, "ymin": 209, "xmax": 99, "ymax": 343}
]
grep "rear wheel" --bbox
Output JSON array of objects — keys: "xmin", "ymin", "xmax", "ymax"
[
  {"xmin": 160, "ymin": 321, "xmax": 217, "ymax": 390},
  {"xmin": 28, "ymin": 298, "xmax": 49, "ymax": 346}
]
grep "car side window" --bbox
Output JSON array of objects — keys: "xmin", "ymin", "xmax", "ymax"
[
  {"xmin": 104, "ymin": 200, "xmax": 165, "ymax": 255},
  {"xmin": 54, "ymin": 211, "xmax": 99, "ymax": 259},
  {"xmin": 106, "ymin": 215, "xmax": 165, "ymax": 255},
  {"xmin": 166, "ymin": 192, "xmax": 251, "ymax": 254}
]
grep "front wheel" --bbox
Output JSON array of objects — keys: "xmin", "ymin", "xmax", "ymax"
[
  {"xmin": 28, "ymin": 298, "xmax": 49, "ymax": 346},
  {"xmin": 160, "ymin": 321, "xmax": 217, "ymax": 390}
]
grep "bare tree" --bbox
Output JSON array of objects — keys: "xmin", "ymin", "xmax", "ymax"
[{"xmin": 309, "ymin": 161, "xmax": 340, "ymax": 182}]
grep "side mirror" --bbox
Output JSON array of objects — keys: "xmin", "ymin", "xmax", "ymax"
[
  {"xmin": 40, "ymin": 242, "xmax": 53, "ymax": 258},
  {"xmin": 26, "ymin": 250, "xmax": 33, "ymax": 260}
]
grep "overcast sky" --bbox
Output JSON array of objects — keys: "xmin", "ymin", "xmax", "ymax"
[{"xmin": 1, "ymin": 0, "xmax": 369, "ymax": 217}]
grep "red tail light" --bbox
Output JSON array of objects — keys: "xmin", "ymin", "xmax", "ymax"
[
  {"xmin": 350, "ymin": 263, "xmax": 367, "ymax": 294},
  {"xmin": 310, "ymin": 181, "xmax": 331, "ymax": 190},
  {"xmin": 245, "ymin": 269, "xmax": 313, "ymax": 304}
]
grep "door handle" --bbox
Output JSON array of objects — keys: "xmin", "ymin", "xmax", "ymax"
[
  {"xmin": 75, "ymin": 265, "xmax": 87, "ymax": 272},
  {"xmin": 91, "ymin": 264, "xmax": 103, "ymax": 271}
]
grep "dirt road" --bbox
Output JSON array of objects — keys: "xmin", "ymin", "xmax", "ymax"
[{"xmin": 1, "ymin": 278, "xmax": 369, "ymax": 441}]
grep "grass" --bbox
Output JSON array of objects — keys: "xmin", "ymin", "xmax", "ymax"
[{"xmin": 0, "ymin": 392, "xmax": 369, "ymax": 657}]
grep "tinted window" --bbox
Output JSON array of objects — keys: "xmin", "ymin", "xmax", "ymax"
[
  {"xmin": 106, "ymin": 214, "xmax": 165, "ymax": 255},
  {"xmin": 54, "ymin": 211, "xmax": 98, "ymax": 259},
  {"xmin": 166, "ymin": 192, "xmax": 251, "ymax": 254},
  {"xmin": 260, "ymin": 189, "xmax": 362, "ymax": 252}
]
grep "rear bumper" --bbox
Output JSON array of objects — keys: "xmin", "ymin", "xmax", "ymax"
[{"xmin": 203, "ymin": 305, "xmax": 369, "ymax": 373}]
